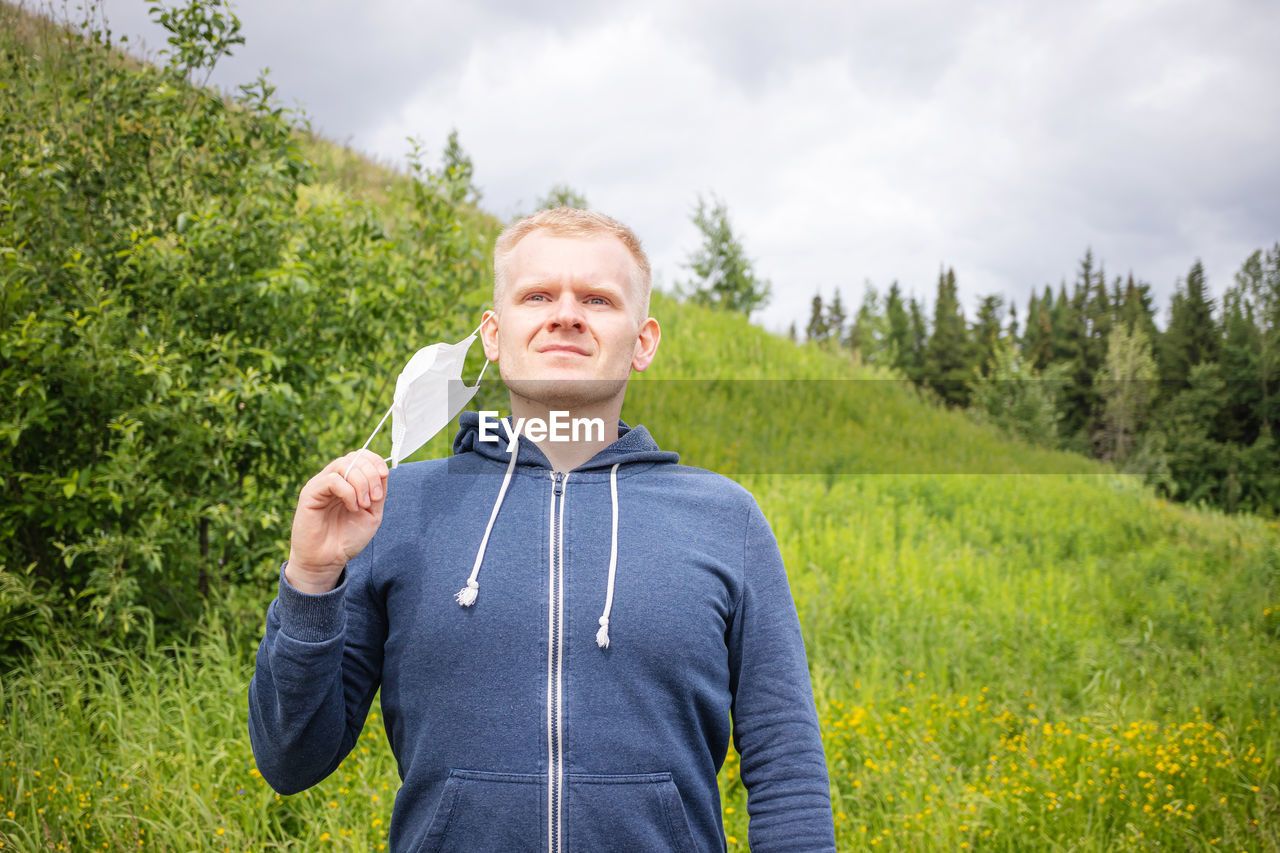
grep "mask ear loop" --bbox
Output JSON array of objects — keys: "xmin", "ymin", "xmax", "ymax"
[{"xmin": 342, "ymin": 316, "xmax": 493, "ymax": 479}]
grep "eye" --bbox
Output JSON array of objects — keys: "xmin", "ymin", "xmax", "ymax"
[
  {"xmin": 585, "ymin": 296, "xmax": 609, "ymax": 305},
  {"xmin": 526, "ymin": 293, "xmax": 549, "ymax": 302}
]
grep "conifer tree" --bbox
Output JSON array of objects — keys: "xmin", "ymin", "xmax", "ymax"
[
  {"xmin": 1118, "ymin": 273, "xmax": 1160, "ymax": 351},
  {"xmin": 907, "ymin": 297, "xmax": 928, "ymax": 384},
  {"xmin": 924, "ymin": 267, "xmax": 971, "ymax": 405},
  {"xmin": 1021, "ymin": 288, "xmax": 1055, "ymax": 371},
  {"xmin": 972, "ymin": 294, "xmax": 1005, "ymax": 377},
  {"xmin": 885, "ymin": 282, "xmax": 912, "ymax": 373},
  {"xmin": 1050, "ymin": 282, "xmax": 1076, "ymax": 365},
  {"xmin": 1233, "ymin": 245, "xmax": 1280, "ymax": 436},
  {"xmin": 1085, "ymin": 264, "xmax": 1114, "ymax": 375},
  {"xmin": 826, "ymin": 289, "xmax": 848, "ymax": 350},
  {"xmin": 806, "ymin": 292, "xmax": 828, "ymax": 343},
  {"xmin": 1219, "ymin": 283, "xmax": 1260, "ymax": 445},
  {"xmin": 1160, "ymin": 260, "xmax": 1220, "ymax": 390}
]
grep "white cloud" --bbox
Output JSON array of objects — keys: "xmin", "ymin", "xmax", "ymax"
[{"xmin": 100, "ymin": 0, "xmax": 1280, "ymax": 332}]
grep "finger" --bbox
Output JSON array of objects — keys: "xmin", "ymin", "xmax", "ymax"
[
  {"xmin": 345, "ymin": 461, "xmax": 376, "ymax": 510},
  {"xmin": 353, "ymin": 449, "xmax": 389, "ymax": 485},
  {"xmin": 324, "ymin": 471, "xmax": 361, "ymax": 514},
  {"xmin": 319, "ymin": 453, "xmax": 353, "ymax": 481},
  {"xmin": 352, "ymin": 455, "xmax": 386, "ymax": 502},
  {"xmin": 360, "ymin": 448, "xmax": 390, "ymax": 480}
]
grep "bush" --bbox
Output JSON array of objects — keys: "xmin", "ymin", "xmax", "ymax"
[{"xmin": 0, "ymin": 0, "xmax": 492, "ymax": 652}]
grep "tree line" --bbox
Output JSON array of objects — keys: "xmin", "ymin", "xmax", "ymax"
[{"xmin": 794, "ymin": 249, "xmax": 1280, "ymax": 515}]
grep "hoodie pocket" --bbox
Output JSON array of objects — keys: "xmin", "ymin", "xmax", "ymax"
[
  {"xmin": 417, "ymin": 769, "xmax": 542, "ymax": 853},
  {"xmin": 564, "ymin": 772, "xmax": 699, "ymax": 853}
]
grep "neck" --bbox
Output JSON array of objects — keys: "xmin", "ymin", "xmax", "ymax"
[{"xmin": 507, "ymin": 392, "xmax": 624, "ymax": 473}]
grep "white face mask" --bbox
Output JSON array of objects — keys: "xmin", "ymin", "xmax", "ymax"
[{"xmin": 350, "ymin": 318, "xmax": 490, "ymax": 472}]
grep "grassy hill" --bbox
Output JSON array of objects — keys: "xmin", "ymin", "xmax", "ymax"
[{"xmin": 1, "ymin": 3, "xmax": 1276, "ymax": 851}]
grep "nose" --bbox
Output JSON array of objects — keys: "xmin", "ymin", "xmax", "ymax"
[{"xmin": 546, "ymin": 293, "xmax": 585, "ymax": 331}]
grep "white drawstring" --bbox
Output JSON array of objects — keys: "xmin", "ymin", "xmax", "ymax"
[
  {"xmin": 456, "ymin": 417, "xmax": 519, "ymax": 607},
  {"xmin": 596, "ymin": 463, "xmax": 621, "ymax": 649}
]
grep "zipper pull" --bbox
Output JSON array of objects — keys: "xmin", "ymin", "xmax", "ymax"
[{"xmin": 552, "ymin": 471, "xmax": 564, "ymax": 496}]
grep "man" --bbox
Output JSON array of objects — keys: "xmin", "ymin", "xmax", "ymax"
[{"xmin": 248, "ymin": 208, "xmax": 835, "ymax": 852}]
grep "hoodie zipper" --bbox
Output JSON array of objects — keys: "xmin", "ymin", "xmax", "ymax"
[{"xmin": 547, "ymin": 470, "xmax": 568, "ymax": 853}]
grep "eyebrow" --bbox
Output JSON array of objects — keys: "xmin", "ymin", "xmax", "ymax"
[{"xmin": 511, "ymin": 279, "xmax": 628, "ymax": 299}]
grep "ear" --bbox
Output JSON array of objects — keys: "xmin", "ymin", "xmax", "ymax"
[
  {"xmin": 631, "ymin": 317, "xmax": 661, "ymax": 372},
  {"xmin": 480, "ymin": 310, "xmax": 500, "ymax": 362}
]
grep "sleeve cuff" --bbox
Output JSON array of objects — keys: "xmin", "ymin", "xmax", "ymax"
[{"xmin": 275, "ymin": 562, "xmax": 348, "ymax": 643}]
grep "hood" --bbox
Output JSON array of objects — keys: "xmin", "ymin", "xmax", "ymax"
[{"xmin": 452, "ymin": 410, "xmax": 679, "ymax": 472}]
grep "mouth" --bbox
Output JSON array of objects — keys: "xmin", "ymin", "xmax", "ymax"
[{"xmin": 538, "ymin": 345, "xmax": 591, "ymax": 357}]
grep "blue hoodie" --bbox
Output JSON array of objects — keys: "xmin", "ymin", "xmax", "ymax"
[{"xmin": 248, "ymin": 412, "xmax": 835, "ymax": 852}]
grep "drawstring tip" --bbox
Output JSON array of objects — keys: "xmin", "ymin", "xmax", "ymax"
[
  {"xmin": 596, "ymin": 617, "xmax": 610, "ymax": 649},
  {"xmin": 455, "ymin": 580, "xmax": 478, "ymax": 607}
]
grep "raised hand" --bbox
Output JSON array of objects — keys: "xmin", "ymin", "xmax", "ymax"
[{"xmin": 284, "ymin": 449, "xmax": 389, "ymax": 594}]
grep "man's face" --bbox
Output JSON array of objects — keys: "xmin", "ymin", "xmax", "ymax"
[{"xmin": 482, "ymin": 229, "xmax": 659, "ymax": 412}]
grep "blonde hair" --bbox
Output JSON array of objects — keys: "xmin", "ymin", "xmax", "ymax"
[{"xmin": 493, "ymin": 207, "xmax": 652, "ymax": 317}]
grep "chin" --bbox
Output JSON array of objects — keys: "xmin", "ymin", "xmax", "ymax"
[{"xmin": 503, "ymin": 377, "xmax": 628, "ymax": 411}]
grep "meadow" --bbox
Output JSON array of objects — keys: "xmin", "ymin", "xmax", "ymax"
[{"xmin": 2, "ymin": 300, "xmax": 1277, "ymax": 851}]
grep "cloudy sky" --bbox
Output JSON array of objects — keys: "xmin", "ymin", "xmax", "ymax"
[{"xmin": 100, "ymin": 0, "xmax": 1280, "ymax": 334}]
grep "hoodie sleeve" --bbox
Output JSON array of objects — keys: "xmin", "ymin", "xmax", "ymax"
[
  {"xmin": 728, "ymin": 499, "xmax": 836, "ymax": 852},
  {"xmin": 247, "ymin": 549, "xmax": 386, "ymax": 795}
]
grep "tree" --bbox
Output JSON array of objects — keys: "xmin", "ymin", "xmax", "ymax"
[
  {"xmin": 0, "ymin": 1, "xmax": 492, "ymax": 649},
  {"xmin": 885, "ymin": 282, "xmax": 911, "ymax": 372},
  {"xmin": 441, "ymin": 128, "xmax": 480, "ymax": 205},
  {"xmin": 851, "ymin": 285, "xmax": 889, "ymax": 365},
  {"xmin": 537, "ymin": 183, "xmax": 588, "ymax": 211},
  {"xmin": 681, "ymin": 194, "xmax": 771, "ymax": 316},
  {"xmin": 1233, "ymin": 245, "xmax": 1280, "ymax": 436},
  {"xmin": 1160, "ymin": 260, "xmax": 1219, "ymax": 390},
  {"xmin": 1117, "ymin": 273, "xmax": 1160, "ymax": 353},
  {"xmin": 806, "ymin": 292, "xmax": 828, "ymax": 343},
  {"xmin": 972, "ymin": 294, "xmax": 1005, "ymax": 377},
  {"xmin": 1219, "ymin": 273, "xmax": 1257, "ymax": 445},
  {"xmin": 1022, "ymin": 286, "xmax": 1055, "ymax": 370},
  {"xmin": 906, "ymin": 296, "xmax": 928, "ymax": 384},
  {"xmin": 1095, "ymin": 323, "xmax": 1158, "ymax": 462},
  {"xmin": 826, "ymin": 289, "xmax": 848, "ymax": 349},
  {"xmin": 970, "ymin": 338, "xmax": 1068, "ymax": 448},
  {"xmin": 923, "ymin": 267, "xmax": 971, "ymax": 406}
]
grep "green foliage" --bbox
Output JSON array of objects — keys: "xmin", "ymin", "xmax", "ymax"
[
  {"xmin": 440, "ymin": 128, "xmax": 480, "ymax": 205},
  {"xmin": 3, "ymin": 371, "xmax": 1277, "ymax": 850},
  {"xmin": 680, "ymin": 193, "xmax": 770, "ymax": 316},
  {"xmin": 971, "ymin": 294, "xmax": 1004, "ymax": 377},
  {"xmin": 1095, "ymin": 322, "xmax": 1158, "ymax": 462},
  {"xmin": 149, "ymin": 0, "xmax": 243, "ymax": 85},
  {"xmin": 1228, "ymin": 245, "xmax": 1280, "ymax": 436},
  {"xmin": 968, "ymin": 339, "xmax": 1069, "ymax": 448},
  {"xmin": 923, "ymin": 267, "xmax": 973, "ymax": 406},
  {"xmin": 1160, "ymin": 260, "xmax": 1220, "ymax": 390},
  {"xmin": 805, "ymin": 291, "xmax": 827, "ymax": 343},
  {"xmin": 0, "ymin": 0, "xmax": 491, "ymax": 651},
  {"xmin": 536, "ymin": 183, "xmax": 589, "ymax": 211}
]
